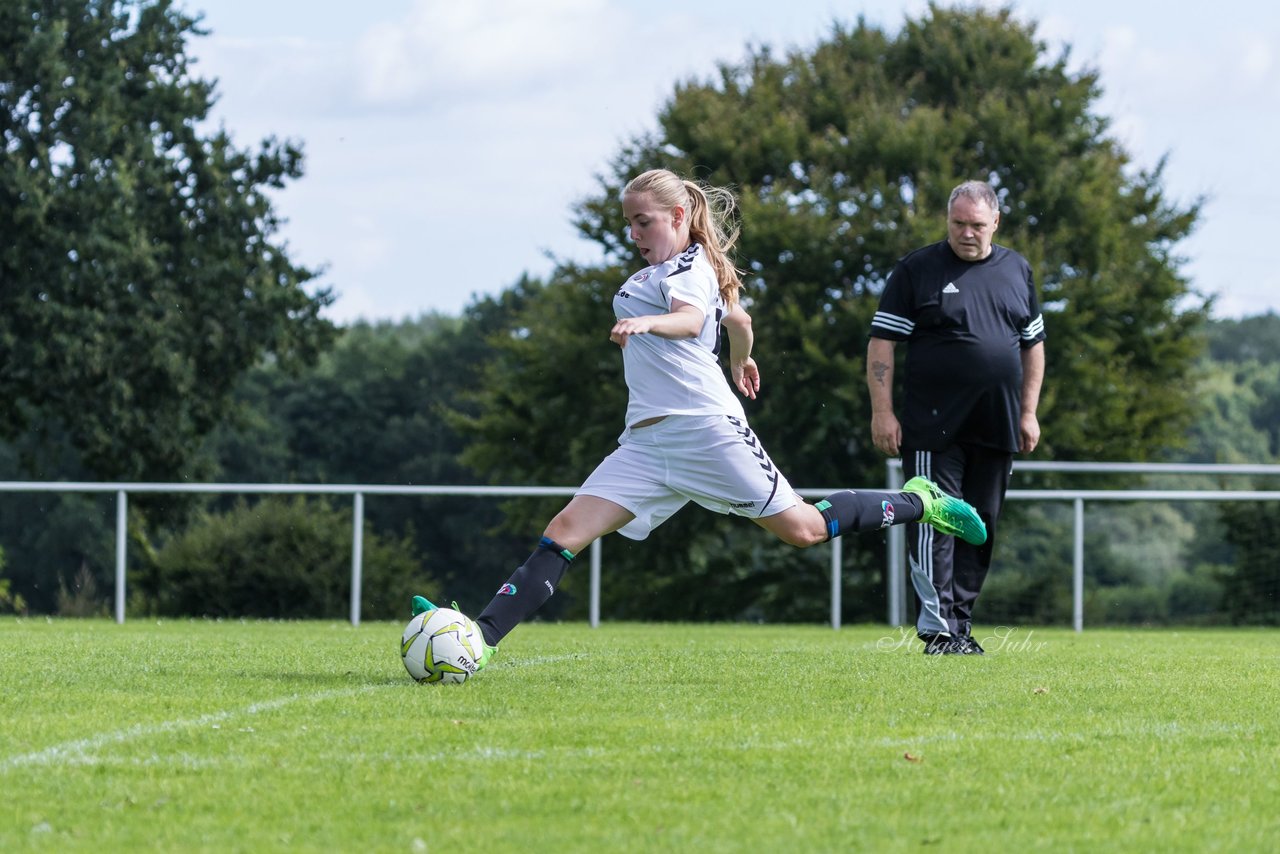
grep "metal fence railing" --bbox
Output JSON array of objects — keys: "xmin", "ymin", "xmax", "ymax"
[
  {"xmin": 0, "ymin": 482, "xmax": 582, "ymax": 627},
  {"xmin": 5, "ymin": 462, "xmax": 1280, "ymax": 631},
  {"xmin": 0, "ymin": 481, "xmax": 855, "ymax": 630}
]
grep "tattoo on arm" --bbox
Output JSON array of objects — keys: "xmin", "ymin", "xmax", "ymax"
[{"xmin": 871, "ymin": 361, "xmax": 891, "ymax": 386}]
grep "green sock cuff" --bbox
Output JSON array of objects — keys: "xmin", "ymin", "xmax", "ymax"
[{"xmin": 539, "ymin": 536, "xmax": 575, "ymax": 561}]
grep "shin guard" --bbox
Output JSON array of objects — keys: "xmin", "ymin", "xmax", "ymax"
[
  {"xmin": 476, "ymin": 537, "xmax": 575, "ymax": 645},
  {"xmin": 815, "ymin": 490, "xmax": 923, "ymax": 540}
]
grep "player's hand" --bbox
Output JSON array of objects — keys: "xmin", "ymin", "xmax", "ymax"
[
  {"xmin": 731, "ymin": 357, "xmax": 760, "ymax": 399},
  {"xmin": 871, "ymin": 411, "xmax": 901, "ymax": 457},
  {"xmin": 610, "ymin": 316, "xmax": 653, "ymax": 347}
]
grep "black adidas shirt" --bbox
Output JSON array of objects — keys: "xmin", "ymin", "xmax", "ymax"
[{"xmin": 869, "ymin": 240, "xmax": 1045, "ymax": 453}]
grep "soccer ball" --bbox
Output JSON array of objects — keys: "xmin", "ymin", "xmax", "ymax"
[{"xmin": 400, "ymin": 607, "xmax": 486, "ymax": 684}]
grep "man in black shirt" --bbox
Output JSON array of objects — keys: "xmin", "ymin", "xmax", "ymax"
[{"xmin": 866, "ymin": 180, "xmax": 1045, "ymax": 654}]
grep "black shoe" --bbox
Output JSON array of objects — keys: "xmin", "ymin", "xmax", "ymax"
[
  {"xmin": 921, "ymin": 634, "xmax": 958, "ymax": 655},
  {"xmin": 954, "ymin": 634, "xmax": 985, "ymax": 655}
]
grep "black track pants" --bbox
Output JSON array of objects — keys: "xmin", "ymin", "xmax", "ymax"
[{"xmin": 904, "ymin": 442, "xmax": 1012, "ymax": 638}]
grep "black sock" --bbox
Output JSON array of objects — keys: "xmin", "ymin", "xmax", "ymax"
[
  {"xmin": 475, "ymin": 537, "xmax": 575, "ymax": 646},
  {"xmin": 815, "ymin": 490, "xmax": 923, "ymax": 540}
]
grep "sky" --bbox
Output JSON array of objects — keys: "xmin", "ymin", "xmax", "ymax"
[{"xmin": 185, "ymin": 1, "xmax": 1280, "ymax": 324}]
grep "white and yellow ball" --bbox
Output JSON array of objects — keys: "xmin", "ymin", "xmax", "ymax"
[{"xmin": 400, "ymin": 607, "xmax": 485, "ymax": 684}]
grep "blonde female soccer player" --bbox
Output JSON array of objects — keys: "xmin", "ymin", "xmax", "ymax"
[{"xmin": 415, "ymin": 168, "xmax": 985, "ymax": 670}]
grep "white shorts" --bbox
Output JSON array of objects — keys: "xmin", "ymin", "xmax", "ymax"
[{"xmin": 577, "ymin": 414, "xmax": 800, "ymax": 540}]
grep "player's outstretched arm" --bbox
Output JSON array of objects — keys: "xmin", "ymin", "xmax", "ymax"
[{"xmin": 610, "ymin": 301, "xmax": 704, "ymax": 347}]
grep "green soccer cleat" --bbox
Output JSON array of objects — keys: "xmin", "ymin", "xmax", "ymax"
[
  {"xmin": 474, "ymin": 637, "xmax": 498, "ymax": 672},
  {"xmin": 455, "ymin": 603, "xmax": 499, "ymax": 672},
  {"xmin": 411, "ymin": 595, "xmax": 437, "ymax": 617},
  {"xmin": 902, "ymin": 476, "xmax": 988, "ymax": 546}
]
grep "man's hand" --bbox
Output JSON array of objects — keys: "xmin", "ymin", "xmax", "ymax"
[
  {"xmin": 1019, "ymin": 412, "xmax": 1041, "ymax": 454},
  {"xmin": 871, "ymin": 410, "xmax": 902, "ymax": 457}
]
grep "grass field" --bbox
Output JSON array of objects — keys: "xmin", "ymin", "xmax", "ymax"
[{"xmin": 2, "ymin": 619, "xmax": 1277, "ymax": 852}]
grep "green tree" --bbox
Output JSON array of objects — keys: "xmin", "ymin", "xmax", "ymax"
[
  {"xmin": 1205, "ymin": 312, "xmax": 1280, "ymax": 364},
  {"xmin": 1219, "ymin": 502, "xmax": 1280, "ymax": 625},
  {"xmin": 1193, "ymin": 313, "xmax": 1280, "ymax": 462},
  {"xmin": 1182, "ymin": 359, "xmax": 1280, "ymax": 464},
  {"xmin": 197, "ymin": 302, "xmax": 542, "ymax": 615},
  {"xmin": 0, "ymin": 0, "xmax": 335, "ymax": 482},
  {"xmin": 0, "ymin": 487, "xmax": 116, "ymax": 614},
  {"xmin": 460, "ymin": 6, "xmax": 1209, "ymax": 623},
  {"xmin": 1188, "ymin": 315, "xmax": 1280, "ymax": 622}
]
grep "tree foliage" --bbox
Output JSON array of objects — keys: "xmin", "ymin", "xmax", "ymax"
[
  {"xmin": 1205, "ymin": 312, "xmax": 1280, "ymax": 364},
  {"xmin": 1183, "ymin": 360, "xmax": 1280, "ymax": 464},
  {"xmin": 199, "ymin": 307, "xmax": 536, "ymax": 614},
  {"xmin": 1190, "ymin": 312, "xmax": 1280, "ymax": 622},
  {"xmin": 1188, "ymin": 313, "xmax": 1280, "ymax": 463},
  {"xmin": 457, "ymin": 267, "xmax": 629, "ymax": 490},
  {"xmin": 457, "ymin": 6, "xmax": 1210, "ymax": 622},
  {"xmin": 1220, "ymin": 502, "xmax": 1280, "ymax": 625},
  {"xmin": 0, "ymin": 0, "xmax": 335, "ymax": 481}
]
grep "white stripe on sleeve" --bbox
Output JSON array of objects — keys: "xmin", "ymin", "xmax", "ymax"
[
  {"xmin": 1021, "ymin": 314, "xmax": 1044, "ymax": 340},
  {"xmin": 872, "ymin": 311, "xmax": 915, "ymax": 336}
]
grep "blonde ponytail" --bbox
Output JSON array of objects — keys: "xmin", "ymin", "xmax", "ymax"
[{"xmin": 682, "ymin": 180, "xmax": 745, "ymax": 307}]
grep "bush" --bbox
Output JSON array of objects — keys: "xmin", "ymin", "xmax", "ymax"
[
  {"xmin": 140, "ymin": 496, "xmax": 439, "ymax": 620},
  {"xmin": 978, "ymin": 572, "xmax": 1072, "ymax": 625},
  {"xmin": 1086, "ymin": 584, "xmax": 1168, "ymax": 625},
  {"xmin": 1167, "ymin": 565, "xmax": 1226, "ymax": 623}
]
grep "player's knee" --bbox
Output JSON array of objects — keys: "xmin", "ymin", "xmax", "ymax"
[
  {"xmin": 542, "ymin": 521, "xmax": 577, "ymax": 552},
  {"xmin": 542, "ymin": 518, "xmax": 566, "ymax": 542},
  {"xmin": 799, "ymin": 528, "xmax": 829, "ymax": 548},
  {"xmin": 779, "ymin": 523, "xmax": 827, "ymax": 549},
  {"xmin": 543, "ymin": 505, "xmax": 584, "ymax": 545},
  {"xmin": 759, "ymin": 507, "xmax": 828, "ymax": 548}
]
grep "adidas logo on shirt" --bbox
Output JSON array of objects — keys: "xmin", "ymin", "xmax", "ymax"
[{"xmin": 942, "ymin": 282, "xmax": 959, "ymax": 294}]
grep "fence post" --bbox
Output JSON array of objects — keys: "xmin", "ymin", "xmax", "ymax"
[
  {"xmin": 886, "ymin": 459, "xmax": 906, "ymax": 627},
  {"xmin": 115, "ymin": 490, "xmax": 128, "ymax": 624},
  {"xmin": 830, "ymin": 536, "xmax": 842, "ymax": 629},
  {"xmin": 1073, "ymin": 497, "xmax": 1085, "ymax": 632},
  {"xmin": 351, "ymin": 492, "xmax": 364, "ymax": 626},
  {"xmin": 589, "ymin": 539, "xmax": 602, "ymax": 628}
]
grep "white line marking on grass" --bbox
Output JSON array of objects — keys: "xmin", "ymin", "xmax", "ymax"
[
  {"xmin": 2, "ymin": 655, "xmax": 571, "ymax": 771},
  {"xmin": 0, "ymin": 685, "xmax": 391, "ymax": 771}
]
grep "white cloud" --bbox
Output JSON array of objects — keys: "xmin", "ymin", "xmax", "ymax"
[
  {"xmin": 353, "ymin": 0, "xmax": 619, "ymax": 107},
  {"xmin": 1238, "ymin": 37, "xmax": 1272, "ymax": 77}
]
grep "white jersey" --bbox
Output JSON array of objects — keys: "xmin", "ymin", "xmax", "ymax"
[{"xmin": 613, "ymin": 243, "xmax": 745, "ymax": 427}]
